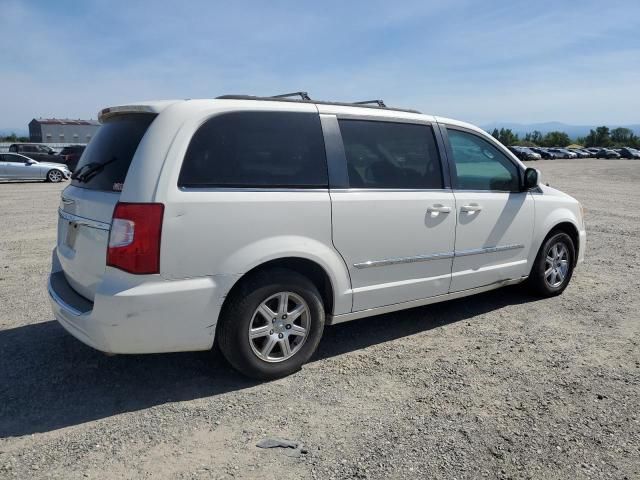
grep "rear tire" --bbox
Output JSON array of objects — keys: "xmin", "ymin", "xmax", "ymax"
[
  {"xmin": 217, "ymin": 268, "xmax": 325, "ymax": 380},
  {"xmin": 47, "ymin": 170, "xmax": 63, "ymax": 183},
  {"xmin": 528, "ymin": 232, "xmax": 575, "ymax": 297}
]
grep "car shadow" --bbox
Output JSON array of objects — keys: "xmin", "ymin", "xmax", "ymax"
[{"xmin": 0, "ymin": 286, "xmax": 539, "ymax": 438}]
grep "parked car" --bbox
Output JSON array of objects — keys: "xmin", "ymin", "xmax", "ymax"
[
  {"xmin": 617, "ymin": 147, "xmax": 640, "ymax": 159},
  {"xmin": 0, "ymin": 153, "xmax": 71, "ymax": 182},
  {"xmin": 578, "ymin": 148, "xmax": 595, "ymax": 158},
  {"xmin": 8, "ymin": 143, "xmax": 65, "ymax": 164},
  {"xmin": 59, "ymin": 145, "xmax": 86, "ymax": 170},
  {"xmin": 542, "ymin": 148, "xmax": 565, "ymax": 159},
  {"xmin": 48, "ymin": 95, "xmax": 586, "ymax": 379},
  {"xmin": 530, "ymin": 147, "xmax": 557, "ymax": 159},
  {"xmin": 596, "ymin": 148, "xmax": 621, "ymax": 159},
  {"xmin": 548, "ymin": 148, "xmax": 577, "ymax": 159},
  {"xmin": 508, "ymin": 146, "xmax": 541, "ymax": 161},
  {"xmin": 585, "ymin": 147, "xmax": 601, "ymax": 156},
  {"xmin": 568, "ymin": 148, "xmax": 590, "ymax": 159}
]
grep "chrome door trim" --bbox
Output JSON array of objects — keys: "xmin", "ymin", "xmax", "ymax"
[
  {"xmin": 178, "ymin": 187, "xmax": 329, "ymax": 193},
  {"xmin": 58, "ymin": 209, "xmax": 111, "ymax": 231},
  {"xmin": 352, "ymin": 244, "xmax": 525, "ymax": 269},
  {"xmin": 454, "ymin": 243, "xmax": 525, "ymax": 257},
  {"xmin": 353, "ymin": 251, "xmax": 455, "ymax": 269},
  {"xmin": 330, "ymin": 188, "xmax": 452, "ymax": 193}
]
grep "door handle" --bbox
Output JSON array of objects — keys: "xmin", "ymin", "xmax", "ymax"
[
  {"xmin": 460, "ymin": 204, "xmax": 483, "ymax": 213},
  {"xmin": 427, "ymin": 205, "xmax": 452, "ymax": 215}
]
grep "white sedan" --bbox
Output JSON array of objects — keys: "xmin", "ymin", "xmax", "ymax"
[{"xmin": 0, "ymin": 152, "xmax": 71, "ymax": 182}]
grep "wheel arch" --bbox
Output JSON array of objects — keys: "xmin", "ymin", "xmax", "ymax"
[
  {"xmin": 218, "ymin": 256, "xmax": 343, "ymax": 327},
  {"xmin": 546, "ymin": 221, "xmax": 580, "ymax": 266},
  {"xmin": 534, "ymin": 220, "xmax": 581, "ymax": 267}
]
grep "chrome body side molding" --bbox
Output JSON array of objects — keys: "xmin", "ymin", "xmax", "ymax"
[
  {"xmin": 454, "ymin": 243, "xmax": 525, "ymax": 257},
  {"xmin": 353, "ymin": 252, "xmax": 455, "ymax": 269},
  {"xmin": 353, "ymin": 244, "xmax": 525, "ymax": 269}
]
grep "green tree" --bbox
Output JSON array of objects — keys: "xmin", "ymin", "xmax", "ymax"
[
  {"xmin": 523, "ymin": 130, "xmax": 544, "ymax": 146},
  {"xmin": 542, "ymin": 131, "xmax": 571, "ymax": 147},
  {"xmin": 584, "ymin": 126, "xmax": 611, "ymax": 147},
  {"xmin": 497, "ymin": 128, "xmax": 519, "ymax": 146},
  {"xmin": 610, "ymin": 127, "xmax": 638, "ymax": 147},
  {"xmin": 1, "ymin": 133, "xmax": 18, "ymax": 142},
  {"xmin": 490, "ymin": 128, "xmax": 519, "ymax": 146}
]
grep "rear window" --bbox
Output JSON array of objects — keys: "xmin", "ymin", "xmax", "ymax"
[
  {"xmin": 178, "ymin": 111, "xmax": 328, "ymax": 188},
  {"xmin": 71, "ymin": 114, "xmax": 155, "ymax": 191}
]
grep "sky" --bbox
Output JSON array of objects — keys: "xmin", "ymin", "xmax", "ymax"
[{"xmin": 1, "ymin": 0, "xmax": 639, "ymax": 130}]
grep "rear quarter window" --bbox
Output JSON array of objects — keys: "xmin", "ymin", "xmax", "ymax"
[
  {"xmin": 71, "ymin": 114, "xmax": 155, "ymax": 191},
  {"xmin": 178, "ymin": 111, "xmax": 328, "ymax": 188}
]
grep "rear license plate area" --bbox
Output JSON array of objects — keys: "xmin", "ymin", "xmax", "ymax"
[{"xmin": 64, "ymin": 221, "xmax": 79, "ymax": 249}]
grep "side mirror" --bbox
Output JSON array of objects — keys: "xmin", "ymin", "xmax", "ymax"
[
  {"xmin": 523, "ymin": 167, "xmax": 540, "ymax": 190},
  {"xmin": 26, "ymin": 159, "xmax": 36, "ymax": 165}
]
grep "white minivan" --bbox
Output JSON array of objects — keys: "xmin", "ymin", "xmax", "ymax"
[{"xmin": 49, "ymin": 93, "xmax": 586, "ymax": 379}]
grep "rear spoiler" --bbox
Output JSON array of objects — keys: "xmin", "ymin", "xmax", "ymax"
[
  {"xmin": 98, "ymin": 100, "xmax": 181, "ymax": 123},
  {"xmin": 98, "ymin": 105, "xmax": 156, "ymax": 123}
]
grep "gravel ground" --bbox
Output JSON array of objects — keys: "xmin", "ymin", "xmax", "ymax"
[{"xmin": 1, "ymin": 159, "xmax": 639, "ymax": 480}]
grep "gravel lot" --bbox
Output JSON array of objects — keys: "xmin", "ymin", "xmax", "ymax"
[{"xmin": 1, "ymin": 159, "xmax": 639, "ymax": 479}]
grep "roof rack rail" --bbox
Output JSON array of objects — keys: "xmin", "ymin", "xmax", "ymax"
[
  {"xmin": 352, "ymin": 99, "xmax": 387, "ymax": 108},
  {"xmin": 270, "ymin": 91, "xmax": 311, "ymax": 101},
  {"xmin": 214, "ymin": 94, "xmax": 421, "ymax": 114}
]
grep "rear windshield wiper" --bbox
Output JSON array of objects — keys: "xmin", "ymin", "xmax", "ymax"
[
  {"xmin": 72, "ymin": 157, "xmax": 118, "ymax": 183},
  {"xmin": 70, "ymin": 162, "xmax": 98, "ymax": 180}
]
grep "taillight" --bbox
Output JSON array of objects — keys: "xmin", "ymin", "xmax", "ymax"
[{"xmin": 107, "ymin": 202, "xmax": 164, "ymax": 274}]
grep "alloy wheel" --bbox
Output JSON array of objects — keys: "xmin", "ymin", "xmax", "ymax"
[
  {"xmin": 544, "ymin": 242, "xmax": 569, "ymax": 288},
  {"xmin": 48, "ymin": 170, "xmax": 62, "ymax": 182},
  {"xmin": 248, "ymin": 292, "xmax": 310, "ymax": 363}
]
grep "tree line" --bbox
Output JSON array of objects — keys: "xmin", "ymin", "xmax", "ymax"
[
  {"xmin": 490, "ymin": 126, "xmax": 640, "ymax": 148},
  {"xmin": 0, "ymin": 133, "xmax": 29, "ymax": 143}
]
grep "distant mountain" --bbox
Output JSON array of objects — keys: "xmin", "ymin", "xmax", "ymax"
[
  {"xmin": 0, "ymin": 128, "xmax": 28, "ymax": 137},
  {"xmin": 481, "ymin": 122, "xmax": 640, "ymax": 139}
]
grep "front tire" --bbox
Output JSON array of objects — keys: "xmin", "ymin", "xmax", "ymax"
[
  {"xmin": 47, "ymin": 169, "xmax": 63, "ymax": 183},
  {"xmin": 217, "ymin": 269, "xmax": 325, "ymax": 380},
  {"xmin": 528, "ymin": 232, "xmax": 575, "ymax": 297}
]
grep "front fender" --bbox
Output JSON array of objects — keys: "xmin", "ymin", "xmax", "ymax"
[{"xmin": 529, "ymin": 202, "xmax": 584, "ymax": 268}]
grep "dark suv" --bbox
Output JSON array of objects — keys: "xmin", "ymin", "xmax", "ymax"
[
  {"xmin": 8, "ymin": 144, "xmax": 64, "ymax": 163},
  {"xmin": 59, "ymin": 145, "xmax": 86, "ymax": 170}
]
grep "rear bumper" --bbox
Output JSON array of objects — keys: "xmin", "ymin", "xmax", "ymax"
[{"xmin": 49, "ymin": 248, "xmax": 234, "ymax": 354}]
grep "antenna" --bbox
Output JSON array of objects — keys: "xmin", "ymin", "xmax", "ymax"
[
  {"xmin": 352, "ymin": 100, "xmax": 387, "ymax": 108},
  {"xmin": 270, "ymin": 91, "xmax": 311, "ymax": 101}
]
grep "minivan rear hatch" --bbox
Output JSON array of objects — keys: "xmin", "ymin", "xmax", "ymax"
[{"xmin": 57, "ymin": 113, "xmax": 156, "ymax": 300}]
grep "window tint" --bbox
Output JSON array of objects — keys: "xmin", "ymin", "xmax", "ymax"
[
  {"xmin": 338, "ymin": 120, "xmax": 443, "ymax": 189},
  {"xmin": 6, "ymin": 154, "xmax": 25, "ymax": 163},
  {"xmin": 447, "ymin": 129, "xmax": 520, "ymax": 191},
  {"xmin": 178, "ymin": 111, "xmax": 328, "ymax": 188},
  {"xmin": 71, "ymin": 113, "xmax": 156, "ymax": 191}
]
